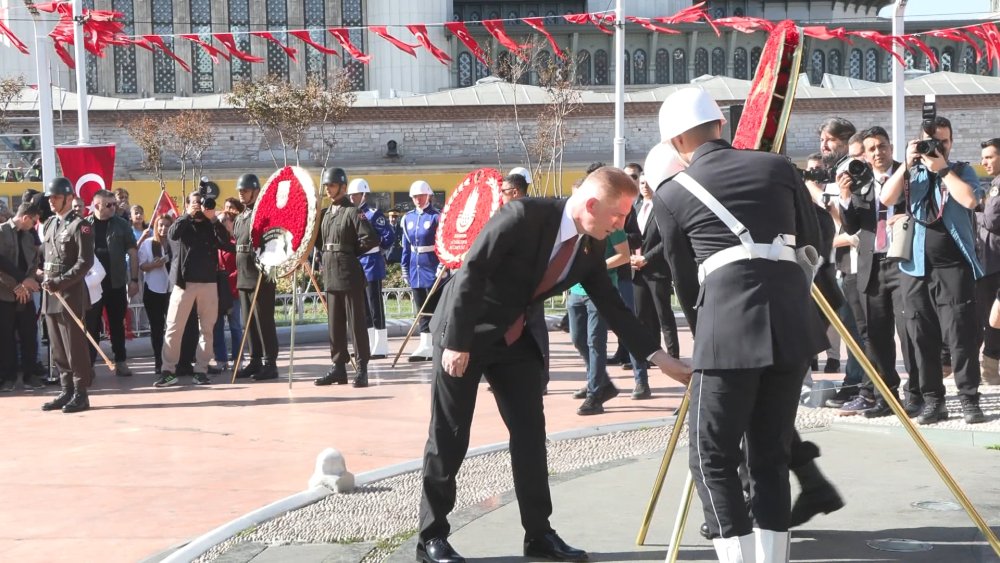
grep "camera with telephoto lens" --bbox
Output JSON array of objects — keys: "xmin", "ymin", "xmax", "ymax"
[
  {"xmin": 915, "ymin": 138, "xmax": 943, "ymax": 157},
  {"xmin": 835, "ymin": 155, "xmax": 874, "ymax": 195},
  {"xmin": 801, "ymin": 167, "xmax": 837, "ymax": 184},
  {"xmin": 197, "ymin": 176, "xmax": 221, "ymax": 210}
]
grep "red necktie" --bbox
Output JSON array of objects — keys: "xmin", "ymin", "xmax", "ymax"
[
  {"xmin": 874, "ymin": 176, "xmax": 889, "ymax": 253},
  {"xmin": 505, "ymin": 235, "xmax": 579, "ymax": 345}
]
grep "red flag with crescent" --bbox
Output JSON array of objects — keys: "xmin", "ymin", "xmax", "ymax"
[
  {"xmin": 251, "ymin": 31, "xmax": 298, "ymax": 61},
  {"xmin": 328, "ymin": 28, "xmax": 371, "ymax": 63},
  {"xmin": 148, "ymin": 189, "xmax": 179, "ymax": 227},
  {"xmin": 55, "ymin": 144, "xmax": 116, "ymax": 207},
  {"xmin": 290, "ymin": 30, "xmax": 340, "ymax": 56},
  {"xmin": 407, "ymin": 24, "xmax": 453, "ymax": 65},
  {"xmin": 250, "ymin": 166, "xmax": 320, "ymax": 279},
  {"xmin": 444, "ymin": 22, "xmax": 490, "ymax": 66},
  {"xmin": 522, "ymin": 17, "xmax": 566, "ymax": 58},
  {"xmin": 180, "ymin": 34, "xmax": 230, "ymax": 64},
  {"xmin": 435, "ymin": 168, "xmax": 505, "ymax": 270},
  {"xmin": 370, "ymin": 26, "xmax": 419, "ymax": 57}
]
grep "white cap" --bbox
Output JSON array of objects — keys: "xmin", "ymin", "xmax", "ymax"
[
  {"xmin": 409, "ymin": 180, "xmax": 433, "ymax": 197},
  {"xmin": 347, "ymin": 178, "xmax": 370, "ymax": 194},
  {"xmin": 508, "ymin": 166, "xmax": 532, "ymax": 185},
  {"xmin": 643, "ymin": 142, "xmax": 687, "ymax": 190},
  {"xmin": 658, "ymin": 88, "xmax": 726, "ymax": 142}
]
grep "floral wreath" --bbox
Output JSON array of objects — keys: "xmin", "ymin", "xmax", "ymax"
[
  {"xmin": 435, "ymin": 168, "xmax": 504, "ymax": 270},
  {"xmin": 250, "ymin": 165, "xmax": 320, "ymax": 280}
]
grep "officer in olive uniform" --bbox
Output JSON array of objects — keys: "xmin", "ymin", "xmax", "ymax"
[
  {"xmin": 314, "ymin": 167, "xmax": 379, "ymax": 388},
  {"xmin": 234, "ymin": 173, "xmax": 279, "ymax": 381},
  {"xmin": 40, "ymin": 177, "xmax": 96, "ymax": 413},
  {"xmin": 401, "ymin": 180, "xmax": 441, "ymax": 362}
]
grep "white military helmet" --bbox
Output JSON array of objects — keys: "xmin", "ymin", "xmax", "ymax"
[
  {"xmin": 347, "ymin": 178, "xmax": 370, "ymax": 194},
  {"xmin": 643, "ymin": 142, "xmax": 688, "ymax": 190},
  {"xmin": 658, "ymin": 87, "xmax": 727, "ymax": 142},
  {"xmin": 508, "ymin": 166, "xmax": 532, "ymax": 185},
  {"xmin": 409, "ymin": 180, "xmax": 433, "ymax": 196}
]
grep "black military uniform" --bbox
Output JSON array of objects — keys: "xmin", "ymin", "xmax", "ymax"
[
  {"xmin": 233, "ymin": 173, "xmax": 279, "ymax": 381},
  {"xmin": 40, "ymin": 177, "xmax": 96, "ymax": 413},
  {"xmin": 314, "ymin": 168, "xmax": 378, "ymax": 388}
]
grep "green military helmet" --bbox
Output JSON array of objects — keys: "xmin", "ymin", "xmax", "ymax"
[
  {"xmin": 44, "ymin": 176, "xmax": 73, "ymax": 196},
  {"xmin": 321, "ymin": 167, "xmax": 348, "ymax": 186},
  {"xmin": 236, "ymin": 173, "xmax": 260, "ymax": 191}
]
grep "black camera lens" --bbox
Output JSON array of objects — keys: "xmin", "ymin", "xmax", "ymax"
[
  {"xmin": 915, "ymin": 139, "xmax": 941, "ymax": 156},
  {"xmin": 202, "ymin": 197, "xmax": 217, "ymax": 210},
  {"xmin": 847, "ymin": 159, "xmax": 867, "ymax": 176}
]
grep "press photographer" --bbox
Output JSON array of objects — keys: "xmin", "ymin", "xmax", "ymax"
[
  {"xmin": 880, "ymin": 115, "xmax": 986, "ymax": 424},
  {"xmin": 155, "ymin": 186, "xmax": 235, "ymax": 388}
]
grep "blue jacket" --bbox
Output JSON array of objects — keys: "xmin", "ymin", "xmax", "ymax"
[
  {"xmin": 401, "ymin": 205, "xmax": 440, "ymax": 288},
  {"xmin": 359, "ymin": 205, "xmax": 394, "ymax": 281},
  {"xmin": 900, "ymin": 161, "xmax": 985, "ymax": 280}
]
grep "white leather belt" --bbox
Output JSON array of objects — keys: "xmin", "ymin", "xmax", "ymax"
[
  {"xmin": 363, "ymin": 247, "xmax": 381, "ymax": 255},
  {"xmin": 698, "ymin": 237, "xmax": 797, "ymax": 284},
  {"xmin": 414, "ymin": 245, "xmax": 435, "ymax": 253}
]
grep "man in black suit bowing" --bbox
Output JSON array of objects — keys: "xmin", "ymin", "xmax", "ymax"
[
  {"xmin": 653, "ymin": 88, "xmax": 827, "ymax": 561},
  {"xmin": 416, "ymin": 167, "xmax": 693, "ymax": 563}
]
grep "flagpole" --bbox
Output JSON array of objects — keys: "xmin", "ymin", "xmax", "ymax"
[
  {"xmin": 73, "ymin": 0, "xmax": 90, "ymax": 144},
  {"xmin": 613, "ymin": 0, "xmax": 625, "ymax": 168},
  {"xmin": 30, "ymin": 12, "xmax": 57, "ymax": 182}
]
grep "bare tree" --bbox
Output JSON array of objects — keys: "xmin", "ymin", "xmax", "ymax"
[
  {"xmin": 227, "ymin": 71, "xmax": 356, "ymax": 168},
  {"xmin": 528, "ymin": 49, "xmax": 582, "ymax": 198},
  {"xmin": 0, "ymin": 74, "xmax": 27, "ymax": 134},
  {"xmin": 488, "ymin": 39, "xmax": 543, "ymax": 175},
  {"xmin": 123, "ymin": 115, "xmax": 166, "ymax": 191},
  {"xmin": 164, "ymin": 111, "xmax": 214, "ymax": 197}
]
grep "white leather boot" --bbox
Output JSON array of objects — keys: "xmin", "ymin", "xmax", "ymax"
[
  {"xmin": 712, "ymin": 533, "xmax": 756, "ymax": 563},
  {"xmin": 372, "ymin": 328, "xmax": 389, "ymax": 358},
  {"xmin": 753, "ymin": 528, "xmax": 790, "ymax": 563},
  {"xmin": 408, "ymin": 332, "xmax": 433, "ymax": 362}
]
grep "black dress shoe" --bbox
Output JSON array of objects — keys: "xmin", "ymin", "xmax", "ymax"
[
  {"xmin": 699, "ymin": 522, "xmax": 718, "ymax": 540},
  {"xmin": 823, "ymin": 358, "xmax": 841, "ymax": 373},
  {"xmin": 631, "ymin": 381, "xmax": 651, "ymax": 400},
  {"xmin": 252, "ymin": 364, "xmax": 279, "ymax": 381},
  {"xmin": 862, "ymin": 398, "xmax": 895, "ymax": 418},
  {"xmin": 572, "ymin": 387, "xmax": 587, "ymax": 399},
  {"xmin": 416, "ymin": 537, "xmax": 465, "ymax": 563},
  {"xmin": 524, "ymin": 531, "xmax": 588, "ymax": 562},
  {"xmin": 315, "ymin": 364, "xmax": 348, "ymax": 386},
  {"xmin": 598, "ymin": 382, "xmax": 620, "ymax": 404}
]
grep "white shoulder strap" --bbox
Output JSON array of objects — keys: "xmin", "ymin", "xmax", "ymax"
[{"xmin": 674, "ymin": 172, "xmax": 758, "ymax": 254}]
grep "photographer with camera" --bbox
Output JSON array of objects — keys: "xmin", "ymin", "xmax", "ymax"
[
  {"xmin": 880, "ymin": 116, "xmax": 986, "ymax": 424},
  {"xmin": 837, "ymin": 126, "xmax": 922, "ymax": 417},
  {"xmin": 975, "ymin": 138, "xmax": 1000, "ymax": 386},
  {"xmin": 155, "ymin": 185, "xmax": 234, "ymax": 388}
]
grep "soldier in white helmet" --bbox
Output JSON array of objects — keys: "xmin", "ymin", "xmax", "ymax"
[
  {"xmin": 401, "ymin": 180, "xmax": 441, "ymax": 362},
  {"xmin": 347, "ymin": 178, "xmax": 395, "ymax": 359}
]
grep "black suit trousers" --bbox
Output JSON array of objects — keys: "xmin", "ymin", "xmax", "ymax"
[
  {"xmin": 362, "ymin": 278, "xmax": 386, "ymax": 330},
  {"xmin": 239, "ymin": 282, "xmax": 279, "ymax": 363},
  {"xmin": 974, "ymin": 271, "xmax": 1000, "ymax": 359},
  {"xmin": 0, "ymin": 300, "xmax": 38, "ymax": 381},
  {"xmin": 858, "ymin": 256, "xmax": 916, "ymax": 399},
  {"xmin": 86, "ymin": 285, "xmax": 128, "ymax": 363},
  {"xmin": 326, "ymin": 286, "xmax": 370, "ymax": 364},
  {"xmin": 633, "ymin": 276, "xmax": 679, "ymax": 358},
  {"xmin": 419, "ymin": 335, "xmax": 551, "ymax": 541},
  {"xmin": 689, "ymin": 362, "xmax": 805, "ymax": 538}
]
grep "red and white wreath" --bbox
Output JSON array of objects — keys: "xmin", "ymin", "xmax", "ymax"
[
  {"xmin": 435, "ymin": 168, "xmax": 504, "ymax": 270},
  {"xmin": 250, "ymin": 165, "xmax": 320, "ymax": 279}
]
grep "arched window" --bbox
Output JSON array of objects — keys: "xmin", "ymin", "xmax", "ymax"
[
  {"xmin": 458, "ymin": 52, "xmax": 473, "ymax": 87},
  {"xmin": 828, "ymin": 50, "xmax": 842, "ymax": 76},
  {"xmin": 190, "ymin": 0, "xmax": 214, "ymax": 93},
  {"xmin": 151, "ymin": 0, "xmax": 175, "ymax": 93},
  {"xmin": 113, "ymin": 0, "xmax": 136, "ymax": 94},
  {"xmin": 734, "ymin": 7, "xmax": 745, "ymax": 16},
  {"xmin": 508, "ymin": 10, "xmax": 519, "ymax": 23},
  {"xmin": 342, "ymin": 0, "xmax": 365, "ymax": 89},
  {"xmin": 545, "ymin": 10, "xmax": 557, "ymax": 25},
  {"xmin": 634, "ymin": 49, "xmax": 648, "ymax": 84},
  {"xmin": 733, "ymin": 47, "xmax": 747, "ymax": 79},
  {"xmin": 655, "ymin": 49, "xmax": 670, "ymax": 83},
  {"xmin": 576, "ymin": 50, "xmax": 592, "ymax": 85},
  {"xmin": 304, "ymin": 0, "xmax": 326, "ymax": 86},
  {"xmin": 962, "ymin": 48, "xmax": 976, "ymax": 74},
  {"xmin": 83, "ymin": 0, "xmax": 98, "ymax": 94},
  {"xmin": 475, "ymin": 58, "xmax": 490, "ymax": 80},
  {"xmin": 980, "ymin": 55, "xmax": 990, "ymax": 76},
  {"xmin": 266, "ymin": 0, "xmax": 289, "ymax": 80},
  {"xmin": 903, "ymin": 50, "xmax": 914, "ymax": 70},
  {"xmin": 229, "ymin": 0, "xmax": 252, "ymax": 86},
  {"xmin": 623, "ymin": 50, "xmax": 631, "ymax": 85},
  {"xmin": 470, "ymin": 11, "xmax": 480, "ymax": 24},
  {"xmin": 594, "ymin": 49, "xmax": 609, "ymax": 85},
  {"xmin": 941, "ymin": 47, "xmax": 954, "ymax": 72},
  {"xmin": 864, "ymin": 48, "xmax": 879, "ymax": 82},
  {"xmin": 711, "ymin": 47, "xmax": 725, "ymax": 76},
  {"xmin": 694, "ymin": 48, "xmax": 709, "ymax": 77},
  {"xmin": 926, "ymin": 47, "xmax": 939, "ymax": 72},
  {"xmin": 849, "ymin": 48, "xmax": 862, "ymax": 79},
  {"xmin": 809, "ymin": 49, "xmax": 825, "ymax": 85},
  {"xmin": 750, "ymin": 47, "xmax": 761, "ymax": 75},
  {"xmin": 534, "ymin": 50, "xmax": 551, "ymax": 85},
  {"xmin": 673, "ymin": 48, "xmax": 687, "ymax": 83}
]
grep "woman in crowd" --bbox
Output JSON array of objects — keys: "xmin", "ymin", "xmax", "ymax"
[{"xmin": 138, "ymin": 215, "xmax": 173, "ymax": 374}]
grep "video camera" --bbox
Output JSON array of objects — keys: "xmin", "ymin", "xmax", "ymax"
[
  {"xmin": 197, "ymin": 176, "xmax": 221, "ymax": 211},
  {"xmin": 800, "ymin": 156, "xmax": 873, "ymax": 195}
]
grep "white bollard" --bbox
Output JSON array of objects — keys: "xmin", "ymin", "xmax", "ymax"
[{"xmin": 308, "ymin": 447, "xmax": 356, "ymax": 493}]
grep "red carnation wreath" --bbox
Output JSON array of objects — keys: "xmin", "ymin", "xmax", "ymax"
[
  {"xmin": 732, "ymin": 20, "xmax": 803, "ymax": 153},
  {"xmin": 250, "ymin": 165, "xmax": 320, "ymax": 279},
  {"xmin": 435, "ymin": 168, "xmax": 504, "ymax": 269}
]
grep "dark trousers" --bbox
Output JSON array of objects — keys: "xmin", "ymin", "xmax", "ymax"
[
  {"xmin": 689, "ymin": 362, "xmax": 806, "ymax": 538},
  {"xmin": 363, "ymin": 278, "xmax": 386, "ymax": 330},
  {"xmin": 860, "ymin": 256, "xmax": 919, "ymax": 399},
  {"xmin": 86, "ymin": 285, "xmax": 128, "ymax": 364},
  {"xmin": 610, "ymin": 278, "xmax": 635, "ymax": 361},
  {"xmin": 419, "ymin": 335, "xmax": 551, "ymax": 541},
  {"xmin": 527, "ymin": 307, "xmax": 550, "ymax": 388},
  {"xmin": 0, "ymin": 299, "xmax": 38, "ymax": 382},
  {"xmin": 839, "ymin": 274, "xmax": 864, "ymax": 387},
  {"xmin": 143, "ymin": 286, "xmax": 169, "ymax": 369},
  {"xmin": 327, "ymin": 286, "xmax": 369, "ymax": 364},
  {"xmin": 634, "ymin": 276, "xmax": 680, "ymax": 358},
  {"xmin": 412, "ymin": 287, "xmax": 434, "ymax": 333},
  {"xmin": 47, "ymin": 311, "xmax": 94, "ymax": 389},
  {"xmin": 239, "ymin": 283, "xmax": 278, "ymax": 363},
  {"xmin": 901, "ymin": 259, "xmax": 980, "ymax": 400},
  {"xmin": 975, "ymin": 271, "xmax": 1000, "ymax": 359}
]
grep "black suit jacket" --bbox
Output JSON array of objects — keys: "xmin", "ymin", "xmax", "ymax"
[
  {"xmin": 633, "ymin": 199, "xmax": 672, "ymax": 283},
  {"xmin": 433, "ymin": 197, "xmax": 658, "ymax": 360},
  {"xmin": 839, "ymin": 162, "xmax": 901, "ymax": 294},
  {"xmin": 653, "ymin": 140, "xmax": 828, "ymax": 370}
]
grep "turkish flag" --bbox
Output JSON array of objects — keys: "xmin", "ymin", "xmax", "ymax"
[
  {"xmin": 55, "ymin": 144, "xmax": 116, "ymax": 207},
  {"xmin": 149, "ymin": 189, "xmax": 179, "ymax": 226}
]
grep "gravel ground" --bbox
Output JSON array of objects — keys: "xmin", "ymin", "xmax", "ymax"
[
  {"xmin": 834, "ymin": 381, "xmax": 1000, "ymax": 431},
  {"xmin": 197, "ymin": 407, "xmax": 837, "ymax": 562}
]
